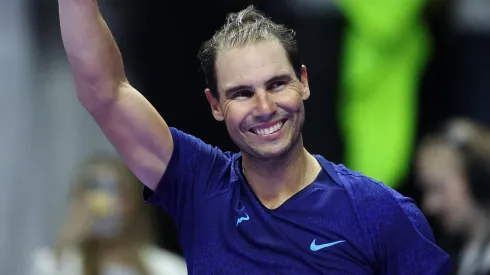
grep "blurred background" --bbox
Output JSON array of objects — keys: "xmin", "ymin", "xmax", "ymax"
[{"xmin": 1, "ymin": 0, "xmax": 489, "ymax": 274}]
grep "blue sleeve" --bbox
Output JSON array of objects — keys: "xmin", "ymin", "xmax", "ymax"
[
  {"xmin": 378, "ymin": 192, "xmax": 451, "ymax": 274},
  {"xmin": 142, "ymin": 127, "xmax": 231, "ymax": 233},
  {"xmin": 359, "ymin": 180, "xmax": 452, "ymax": 274}
]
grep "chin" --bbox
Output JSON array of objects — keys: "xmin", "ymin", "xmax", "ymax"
[
  {"xmin": 249, "ymin": 146, "xmax": 289, "ymax": 160},
  {"xmin": 246, "ymin": 136, "xmax": 299, "ymax": 160}
]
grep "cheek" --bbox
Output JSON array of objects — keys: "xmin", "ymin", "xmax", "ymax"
[
  {"xmin": 422, "ymin": 191, "xmax": 443, "ymax": 214},
  {"xmin": 275, "ymin": 90, "xmax": 304, "ymax": 112},
  {"xmin": 222, "ymin": 102, "xmax": 249, "ymax": 130}
]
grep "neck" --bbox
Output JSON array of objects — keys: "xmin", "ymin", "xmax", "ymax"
[{"xmin": 241, "ymin": 138, "xmax": 321, "ymax": 209}]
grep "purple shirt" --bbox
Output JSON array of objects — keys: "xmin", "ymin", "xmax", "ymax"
[{"xmin": 144, "ymin": 128, "xmax": 451, "ymax": 274}]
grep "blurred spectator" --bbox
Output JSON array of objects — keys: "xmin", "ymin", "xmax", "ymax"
[
  {"xmin": 416, "ymin": 118, "xmax": 490, "ymax": 275},
  {"xmin": 28, "ymin": 155, "xmax": 186, "ymax": 275}
]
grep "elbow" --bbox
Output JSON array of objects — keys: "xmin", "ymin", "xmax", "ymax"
[{"xmin": 75, "ymin": 78, "xmax": 126, "ymax": 113}]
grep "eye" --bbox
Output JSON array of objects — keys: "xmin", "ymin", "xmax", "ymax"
[
  {"xmin": 231, "ymin": 90, "xmax": 254, "ymax": 100},
  {"xmin": 268, "ymin": 81, "xmax": 287, "ymax": 91}
]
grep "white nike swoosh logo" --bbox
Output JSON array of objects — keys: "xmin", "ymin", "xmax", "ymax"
[{"xmin": 310, "ymin": 239, "xmax": 345, "ymax": 251}]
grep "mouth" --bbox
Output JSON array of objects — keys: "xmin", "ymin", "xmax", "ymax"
[{"xmin": 248, "ymin": 119, "xmax": 287, "ymax": 136}]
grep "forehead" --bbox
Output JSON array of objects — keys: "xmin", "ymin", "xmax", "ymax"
[
  {"xmin": 215, "ymin": 40, "xmax": 295, "ymax": 92},
  {"xmin": 417, "ymin": 145, "xmax": 463, "ymax": 182},
  {"xmin": 418, "ymin": 145, "xmax": 460, "ymax": 167}
]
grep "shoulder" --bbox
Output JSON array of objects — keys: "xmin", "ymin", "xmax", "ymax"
[
  {"xmin": 141, "ymin": 246, "xmax": 187, "ymax": 275},
  {"xmin": 330, "ymin": 163, "xmax": 434, "ymax": 239},
  {"xmin": 332, "ymin": 163, "xmax": 420, "ymax": 214},
  {"xmin": 331, "ymin": 163, "xmax": 405, "ymax": 203},
  {"xmin": 167, "ymin": 127, "xmax": 236, "ymax": 175},
  {"xmin": 164, "ymin": 127, "xmax": 238, "ymax": 190},
  {"xmin": 327, "ymin": 162, "xmax": 450, "ymax": 274},
  {"xmin": 30, "ymin": 246, "xmax": 81, "ymax": 275},
  {"xmin": 169, "ymin": 127, "xmax": 231, "ymax": 155}
]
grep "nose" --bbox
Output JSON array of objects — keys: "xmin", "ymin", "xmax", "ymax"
[{"xmin": 252, "ymin": 89, "xmax": 277, "ymax": 120}]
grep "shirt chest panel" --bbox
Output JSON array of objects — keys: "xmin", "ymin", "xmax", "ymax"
[{"xmin": 189, "ymin": 186, "xmax": 374, "ymax": 275}]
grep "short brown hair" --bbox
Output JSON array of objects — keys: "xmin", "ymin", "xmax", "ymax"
[{"xmin": 197, "ymin": 5, "xmax": 302, "ymax": 98}]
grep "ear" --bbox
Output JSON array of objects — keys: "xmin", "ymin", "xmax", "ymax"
[
  {"xmin": 205, "ymin": 89, "xmax": 224, "ymax": 121},
  {"xmin": 300, "ymin": 65, "xmax": 310, "ymax": 100}
]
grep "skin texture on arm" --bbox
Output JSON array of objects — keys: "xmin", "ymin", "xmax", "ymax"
[{"xmin": 58, "ymin": 0, "xmax": 173, "ymax": 190}]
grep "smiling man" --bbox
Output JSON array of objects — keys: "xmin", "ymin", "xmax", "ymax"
[{"xmin": 58, "ymin": 1, "xmax": 450, "ymax": 274}]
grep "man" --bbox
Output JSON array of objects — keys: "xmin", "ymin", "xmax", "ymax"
[
  {"xmin": 416, "ymin": 118, "xmax": 490, "ymax": 275},
  {"xmin": 58, "ymin": 1, "xmax": 450, "ymax": 274}
]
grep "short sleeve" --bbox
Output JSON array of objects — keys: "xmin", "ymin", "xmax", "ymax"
[
  {"xmin": 143, "ymin": 127, "xmax": 231, "ymax": 232},
  {"xmin": 354, "ymin": 178, "xmax": 452, "ymax": 275}
]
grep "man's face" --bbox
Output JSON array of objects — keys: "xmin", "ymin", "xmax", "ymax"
[
  {"xmin": 206, "ymin": 40, "xmax": 309, "ymax": 160},
  {"xmin": 416, "ymin": 144, "xmax": 479, "ymax": 235}
]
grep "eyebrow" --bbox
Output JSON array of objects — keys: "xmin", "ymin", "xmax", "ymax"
[{"xmin": 224, "ymin": 74, "xmax": 293, "ymax": 97}]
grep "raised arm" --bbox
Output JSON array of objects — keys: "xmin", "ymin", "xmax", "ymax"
[{"xmin": 58, "ymin": 0, "xmax": 172, "ymax": 190}]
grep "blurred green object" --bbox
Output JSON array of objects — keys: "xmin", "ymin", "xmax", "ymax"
[{"xmin": 335, "ymin": 0, "xmax": 431, "ymax": 188}]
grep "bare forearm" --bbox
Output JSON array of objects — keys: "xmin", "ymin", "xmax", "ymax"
[{"xmin": 58, "ymin": 0, "xmax": 126, "ymax": 104}]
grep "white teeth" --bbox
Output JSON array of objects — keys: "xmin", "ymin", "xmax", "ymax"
[{"xmin": 252, "ymin": 121, "xmax": 284, "ymax": 136}]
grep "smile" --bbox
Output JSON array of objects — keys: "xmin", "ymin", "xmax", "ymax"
[{"xmin": 250, "ymin": 120, "xmax": 286, "ymax": 136}]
